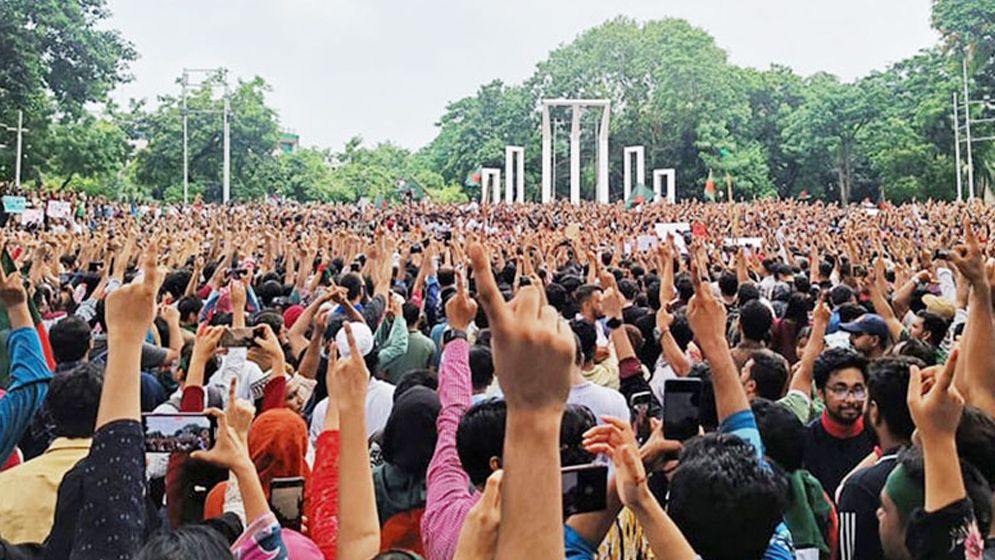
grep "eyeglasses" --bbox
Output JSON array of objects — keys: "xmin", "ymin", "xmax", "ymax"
[{"xmin": 827, "ymin": 385, "xmax": 867, "ymax": 400}]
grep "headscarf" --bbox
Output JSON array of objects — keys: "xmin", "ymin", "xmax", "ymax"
[
  {"xmin": 380, "ymin": 386, "xmax": 440, "ymax": 475},
  {"xmin": 249, "ymin": 408, "xmax": 310, "ymax": 496}
]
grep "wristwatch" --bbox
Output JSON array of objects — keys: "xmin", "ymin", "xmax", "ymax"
[
  {"xmin": 606, "ymin": 317, "xmax": 623, "ymax": 331},
  {"xmin": 443, "ymin": 329, "xmax": 468, "ymax": 346}
]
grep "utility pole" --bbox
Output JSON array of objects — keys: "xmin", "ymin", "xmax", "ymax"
[
  {"xmin": 222, "ymin": 69, "xmax": 231, "ymax": 205},
  {"xmin": 953, "ymin": 93, "xmax": 962, "ymax": 202},
  {"xmin": 1, "ymin": 111, "xmax": 28, "ymax": 189},
  {"xmin": 182, "ymin": 71, "xmax": 189, "ymax": 205},
  {"xmin": 14, "ymin": 111, "xmax": 23, "ymax": 190},
  {"xmin": 963, "ymin": 55, "xmax": 975, "ymax": 200}
]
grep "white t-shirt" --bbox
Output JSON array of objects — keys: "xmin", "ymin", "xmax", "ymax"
[
  {"xmin": 568, "ymin": 381, "xmax": 630, "ymax": 423},
  {"xmin": 309, "ymin": 377, "xmax": 396, "ymax": 443}
]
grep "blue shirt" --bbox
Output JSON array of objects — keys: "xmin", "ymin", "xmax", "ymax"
[
  {"xmin": 0, "ymin": 327, "xmax": 52, "ymax": 464},
  {"xmin": 720, "ymin": 410, "xmax": 796, "ymax": 560}
]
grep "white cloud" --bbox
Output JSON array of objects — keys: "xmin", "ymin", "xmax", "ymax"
[{"xmin": 105, "ymin": 0, "xmax": 938, "ymax": 151}]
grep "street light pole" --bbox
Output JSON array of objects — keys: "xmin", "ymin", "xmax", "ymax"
[
  {"xmin": 14, "ymin": 110, "xmax": 23, "ymax": 190},
  {"xmin": 962, "ymin": 55, "xmax": 975, "ymax": 200},
  {"xmin": 222, "ymin": 73, "xmax": 231, "ymax": 205},
  {"xmin": 953, "ymin": 92, "xmax": 962, "ymax": 202},
  {"xmin": 182, "ymin": 71, "xmax": 189, "ymax": 205}
]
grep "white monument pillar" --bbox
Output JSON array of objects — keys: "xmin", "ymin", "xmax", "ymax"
[
  {"xmin": 541, "ymin": 106, "xmax": 552, "ymax": 203},
  {"xmin": 570, "ymin": 105, "xmax": 581, "ymax": 205},
  {"xmin": 597, "ymin": 105, "xmax": 610, "ymax": 204},
  {"xmin": 481, "ymin": 168, "xmax": 501, "ymax": 204},
  {"xmin": 653, "ymin": 169, "xmax": 677, "ymax": 204},
  {"xmin": 623, "ymin": 146, "xmax": 646, "ymax": 201},
  {"xmin": 505, "ymin": 146, "xmax": 525, "ymax": 203}
]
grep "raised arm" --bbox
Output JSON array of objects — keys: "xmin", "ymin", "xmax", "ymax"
[
  {"xmin": 868, "ymin": 257, "xmax": 905, "ymax": 342},
  {"xmin": 950, "ymin": 224, "xmax": 995, "ymax": 416},
  {"xmin": 0, "ymin": 255, "xmax": 52, "ymax": 464},
  {"xmin": 686, "ymin": 259, "xmax": 748, "ymax": 422},
  {"xmin": 470, "ymin": 242, "xmax": 574, "ymax": 560},
  {"xmin": 329, "ymin": 323, "xmax": 380, "ymax": 560},
  {"xmin": 787, "ymin": 297, "xmax": 831, "ymax": 396}
]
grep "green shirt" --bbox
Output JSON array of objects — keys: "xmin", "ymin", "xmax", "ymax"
[
  {"xmin": 382, "ymin": 330, "xmax": 437, "ymax": 384},
  {"xmin": 778, "ymin": 390, "xmax": 825, "ymax": 425}
]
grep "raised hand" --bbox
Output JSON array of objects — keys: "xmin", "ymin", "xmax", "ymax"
[
  {"xmin": 583, "ymin": 416, "xmax": 652, "ymax": 508},
  {"xmin": 686, "ymin": 260, "xmax": 727, "ymax": 351},
  {"xmin": 453, "ymin": 471, "xmax": 503, "ymax": 560},
  {"xmin": 0, "ymin": 253, "xmax": 27, "ymax": 309},
  {"xmin": 328, "ymin": 322, "xmax": 369, "ymax": 413},
  {"xmin": 908, "ymin": 348, "xmax": 963, "ymax": 442},
  {"xmin": 191, "ymin": 409, "xmax": 251, "ymax": 470},
  {"xmin": 445, "ymin": 269, "xmax": 478, "ymax": 332},
  {"xmin": 469, "ymin": 242, "xmax": 573, "ymax": 414},
  {"xmin": 225, "ymin": 378, "xmax": 256, "ymax": 444},
  {"xmin": 950, "ymin": 223, "xmax": 986, "ymax": 286},
  {"xmin": 106, "ymin": 243, "xmax": 162, "ymax": 343}
]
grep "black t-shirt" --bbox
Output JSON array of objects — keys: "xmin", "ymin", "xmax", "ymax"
[
  {"xmin": 802, "ymin": 418, "xmax": 876, "ymax": 499},
  {"xmin": 837, "ymin": 450, "xmax": 902, "ymax": 560},
  {"xmin": 622, "ymin": 305, "xmax": 649, "ymax": 326}
]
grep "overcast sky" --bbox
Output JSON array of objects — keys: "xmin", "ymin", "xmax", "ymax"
[{"xmin": 104, "ymin": 0, "xmax": 938, "ymax": 152}]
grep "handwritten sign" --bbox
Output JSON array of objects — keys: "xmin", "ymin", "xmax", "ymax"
[
  {"xmin": 46, "ymin": 200, "xmax": 71, "ymax": 219},
  {"xmin": 2, "ymin": 196, "xmax": 26, "ymax": 214}
]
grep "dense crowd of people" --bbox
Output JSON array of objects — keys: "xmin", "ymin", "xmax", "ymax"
[{"xmin": 0, "ymin": 192, "xmax": 992, "ymax": 560}]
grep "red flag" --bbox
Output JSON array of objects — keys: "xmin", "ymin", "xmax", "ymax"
[{"xmin": 692, "ymin": 222, "xmax": 708, "ymax": 238}]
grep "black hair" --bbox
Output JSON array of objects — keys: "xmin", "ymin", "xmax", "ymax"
[
  {"xmin": 818, "ymin": 261, "xmax": 834, "ymax": 279},
  {"xmin": 135, "ymin": 525, "xmax": 233, "ymax": 560},
  {"xmin": 866, "ymin": 357, "xmax": 916, "ymax": 441},
  {"xmin": 747, "ymin": 350, "xmax": 789, "ymax": 400},
  {"xmin": 545, "ymin": 283, "xmax": 569, "ymax": 314},
  {"xmin": 812, "ymin": 347, "xmax": 867, "ymax": 390},
  {"xmin": 669, "ymin": 433, "xmax": 789, "ymax": 560},
  {"xmin": 561, "ymin": 404, "xmax": 597, "ymax": 467},
  {"xmin": 915, "ymin": 310, "xmax": 949, "ymax": 346},
  {"xmin": 830, "ymin": 285, "xmax": 855, "ymax": 307},
  {"xmin": 401, "ymin": 302, "xmax": 420, "ymax": 327},
  {"xmin": 670, "ymin": 311, "xmax": 694, "ymax": 352},
  {"xmin": 48, "ymin": 315, "xmax": 92, "ymax": 364},
  {"xmin": 957, "ymin": 407, "xmax": 995, "ymax": 487},
  {"xmin": 793, "ymin": 274, "xmax": 811, "ymax": 295},
  {"xmin": 251, "ymin": 310, "xmax": 284, "ymax": 336},
  {"xmin": 618, "ymin": 279, "xmax": 639, "ymax": 301},
  {"xmin": 688, "ymin": 362, "xmax": 719, "ymax": 432},
  {"xmin": 469, "ymin": 345, "xmax": 495, "ymax": 392},
  {"xmin": 394, "ymin": 369, "xmax": 438, "ymax": 402},
  {"xmin": 575, "ymin": 284, "xmax": 603, "ymax": 310},
  {"xmin": 255, "ymin": 279, "xmax": 285, "ymax": 308},
  {"xmin": 718, "ymin": 272, "xmax": 739, "ymax": 298},
  {"xmin": 160, "ymin": 270, "xmax": 192, "ymax": 301},
  {"xmin": 569, "ymin": 319, "xmax": 597, "ymax": 364},
  {"xmin": 47, "ymin": 362, "xmax": 103, "ymax": 439},
  {"xmin": 784, "ymin": 293, "xmax": 810, "ymax": 325},
  {"xmin": 177, "ymin": 295, "xmax": 203, "ymax": 323},
  {"xmin": 437, "ymin": 267, "xmax": 456, "ymax": 288},
  {"xmin": 739, "ymin": 300, "xmax": 773, "ymax": 343},
  {"xmin": 675, "ymin": 273, "xmax": 695, "ymax": 303},
  {"xmin": 339, "ymin": 272, "xmax": 364, "ymax": 301},
  {"xmin": 737, "ymin": 282, "xmax": 760, "ymax": 305},
  {"xmin": 456, "ymin": 399, "xmax": 507, "ymax": 486},
  {"xmin": 836, "ymin": 303, "xmax": 866, "ymax": 324},
  {"xmin": 897, "ymin": 447, "xmax": 992, "ymax": 534},
  {"xmin": 891, "ymin": 338, "xmax": 936, "ymax": 367},
  {"xmin": 751, "ymin": 398, "xmax": 805, "ymax": 472}
]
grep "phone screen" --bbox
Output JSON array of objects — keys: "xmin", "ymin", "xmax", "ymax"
[
  {"xmin": 561, "ymin": 464, "xmax": 608, "ymax": 517},
  {"xmin": 270, "ymin": 477, "xmax": 305, "ymax": 531},
  {"xmin": 629, "ymin": 391, "xmax": 652, "ymax": 445},
  {"xmin": 220, "ymin": 327, "xmax": 258, "ymax": 348},
  {"xmin": 143, "ymin": 413, "xmax": 216, "ymax": 453},
  {"xmin": 663, "ymin": 378, "xmax": 703, "ymax": 442}
]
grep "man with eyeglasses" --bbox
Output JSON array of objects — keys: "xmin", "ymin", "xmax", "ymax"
[{"xmin": 802, "ymin": 347, "xmax": 876, "ymax": 498}]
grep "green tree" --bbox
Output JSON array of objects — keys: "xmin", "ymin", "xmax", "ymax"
[
  {"xmin": 0, "ymin": 0, "xmax": 135, "ymax": 184},
  {"xmin": 130, "ymin": 76, "xmax": 280, "ymax": 201},
  {"xmin": 44, "ymin": 113, "xmax": 131, "ymax": 191}
]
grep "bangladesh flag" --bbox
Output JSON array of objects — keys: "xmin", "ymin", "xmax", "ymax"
[
  {"xmin": 625, "ymin": 183, "xmax": 656, "ymax": 209},
  {"xmin": 464, "ymin": 167, "xmax": 482, "ymax": 188},
  {"xmin": 704, "ymin": 170, "xmax": 716, "ymax": 202},
  {"xmin": 0, "ymin": 249, "xmax": 56, "ymax": 387}
]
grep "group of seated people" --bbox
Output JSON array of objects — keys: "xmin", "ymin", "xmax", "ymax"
[{"xmin": 0, "ymin": 196, "xmax": 991, "ymax": 559}]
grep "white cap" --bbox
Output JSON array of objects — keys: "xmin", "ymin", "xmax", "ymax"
[{"xmin": 335, "ymin": 321, "xmax": 375, "ymax": 359}]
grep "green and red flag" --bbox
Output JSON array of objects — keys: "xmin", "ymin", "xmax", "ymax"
[
  {"xmin": 464, "ymin": 167, "xmax": 482, "ymax": 188},
  {"xmin": 624, "ymin": 183, "xmax": 655, "ymax": 209},
  {"xmin": 0, "ymin": 249, "xmax": 56, "ymax": 386},
  {"xmin": 704, "ymin": 170, "xmax": 716, "ymax": 202}
]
